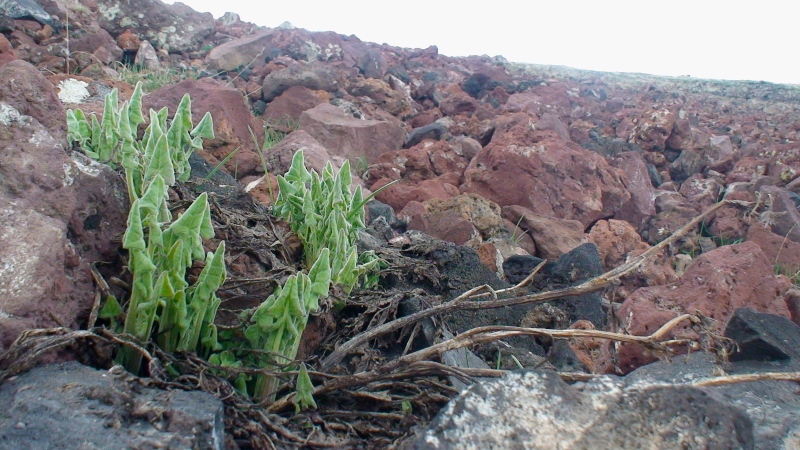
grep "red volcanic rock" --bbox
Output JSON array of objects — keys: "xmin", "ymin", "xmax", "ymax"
[
  {"xmin": 726, "ymin": 156, "xmax": 767, "ymax": 183},
  {"xmin": 490, "ymin": 112, "xmax": 537, "ymax": 144},
  {"xmin": 115, "ymin": 29, "xmax": 140, "ymax": 52},
  {"xmin": 708, "ymin": 135, "xmax": 736, "ymax": 165},
  {"xmin": 375, "ymin": 143, "xmax": 436, "ymax": 182},
  {"xmin": 438, "ymin": 83, "xmax": 478, "ymax": 117},
  {"xmin": 298, "ymin": 103, "xmax": 405, "ymax": 163},
  {"xmin": 429, "ymin": 141, "xmax": 469, "ymax": 181},
  {"xmin": 70, "ymin": 28, "xmax": 123, "ymax": 65},
  {"xmin": 146, "ymin": 79, "xmax": 265, "ymax": 179},
  {"xmin": 0, "ymin": 91, "xmax": 128, "ymax": 352},
  {"xmin": 678, "ymin": 174, "xmax": 723, "ymax": 210},
  {"xmin": 587, "ymin": 220, "xmax": 677, "ymax": 302},
  {"xmin": 758, "ymin": 185, "xmax": 800, "ymax": 243},
  {"xmin": 614, "ymin": 241, "xmax": 792, "ymax": 373},
  {"xmin": 262, "ymin": 85, "xmax": 328, "ymax": 124},
  {"xmin": 665, "ymin": 117, "xmax": 707, "ymax": 153},
  {"xmin": 262, "ymin": 130, "xmax": 335, "ymax": 176},
  {"xmin": 747, "ymin": 224, "xmax": 800, "ymax": 275},
  {"xmin": 535, "ymin": 113, "xmax": 570, "ymax": 141},
  {"xmin": 628, "ymin": 108, "xmax": 676, "ymax": 151},
  {"xmin": 406, "ymin": 207, "xmax": 478, "ymax": 247},
  {"xmin": 375, "ymin": 140, "xmax": 468, "ymax": 183},
  {"xmin": 401, "ymin": 194, "xmax": 504, "ymax": 247},
  {"xmin": 262, "ymin": 61, "xmax": 339, "ymax": 102},
  {"xmin": 377, "ymin": 178, "xmax": 459, "ymax": 212},
  {"xmin": 0, "ymin": 34, "xmax": 17, "ymax": 67},
  {"xmin": 707, "ymin": 202, "xmax": 749, "ymax": 243},
  {"xmin": 0, "ymin": 60, "xmax": 65, "ymax": 140},
  {"xmin": 609, "ymin": 151, "xmax": 656, "ymax": 230},
  {"xmin": 587, "ymin": 219, "xmax": 649, "ymax": 269},
  {"xmin": 348, "ymin": 78, "xmax": 411, "ymax": 117},
  {"xmin": 409, "ymin": 109, "xmax": 443, "ymax": 128},
  {"xmin": 501, "ymin": 205, "xmax": 584, "ymax": 260},
  {"xmin": 461, "ymin": 135, "xmax": 630, "ymax": 229},
  {"xmin": 503, "ymin": 83, "xmax": 573, "ymax": 117}
]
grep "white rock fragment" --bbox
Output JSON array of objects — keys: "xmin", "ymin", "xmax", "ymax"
[{"xmin": 57, "ymin": 79, "xmax": 90, "ymax": 104}]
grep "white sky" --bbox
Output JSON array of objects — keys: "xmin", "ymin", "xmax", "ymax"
[{"xmin": 167, "ymin": 0, "xmax": 800, "ymax": 84}]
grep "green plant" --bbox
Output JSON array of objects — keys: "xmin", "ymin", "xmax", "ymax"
[
  {"xmin": 67, "ymin": 82, "xmax": 225, "ymax": 375},
  {"xmin": 775, "ymin": 263, "xmax": 800, "ymax": 285},
  {"xmin": 211, "ymin": 150, "xmax": 389, "ymax": 405},
  {"xmin": 204, "ymin": 146, "xmax": 241, "ymax": 180},
  {"xmin": 274, "ymin": 150, "xmax": 381, "ymax": 284},
  {"xmin": 510, "ymin": 216, "xmax": 529, "ymax": 247},
  {"xmin": 244, "ymin": 250, "xmax": 331, "ymax": 401},
  {"xmin": 353, "ymin": 156, "xmax": 369, "ymax": 179},
  {"xmin": 246, "ymin": 123, "xmax": 288, "ymax": 203}
]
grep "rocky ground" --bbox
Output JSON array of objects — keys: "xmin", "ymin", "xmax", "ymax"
[{"xmin": 1, "ymin": 0, "xmax": 800, "ymax": 448}]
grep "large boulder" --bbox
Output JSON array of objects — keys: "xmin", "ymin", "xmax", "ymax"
[
  {"xmin": 261, "ymin": 85, "xmax": 328, "ymax": 124},
  {"xmin": 297, "ymin": 103, "xmax": 405, "ymax": 163},
  {"xmin": 205, "ymin": 28, "xmax": 358, "ymax": 72},
  {"xmin": 461, "ymin": 135, "xmax": 631, "ymax": 229},
  {"xmin": 261, "ymin": 61, "xmax": 340, "ymax": 102},
  {"xmin": 0, "ymin": 60, "xmax": 66, "ymax": 140},
  {"xmin": 0, "ymin": 94, "xmax": 128, "ymax": 350},
  {"xmin": 608, "ymin": 151, "xmax": 656, "ymax": 230},
  {"xmin": 413, "ymin": 371, "xmax": 753, "ymax": 450},
  {"xmin": 95, "ymin": 0, "xmax": 214, "ymax": 53},
  {"xmin": 0, "ymin": 362, "xmax": 224, "ymax": 449}
]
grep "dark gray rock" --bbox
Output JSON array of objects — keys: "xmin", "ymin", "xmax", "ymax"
[
  {"xmin": 528, "ymin": 243, "xmax": 607, "ymax": 328},
  {"xmin": 356, "ymin": 47, "xmax": 387, "ymax": 79},
  {"xmin": 262, "ymin": 62, "xmax": 339, "ymax": 102},
  {"xmin": 404, "ymin": 122, "xmax": 448, "ymax": 148},
  {"xmin": 670, "ymin": 148, "xmax": 705, "ymax": 183},
  {"xmin": 0, "ymin": 0, "xmax": 55, "ymax": 28},
  {"xmin": 0, "ymin": 362, "xmax": 224, "ymax": 449},
  {"xmin": 503, "ymin": 254, "xmax": 544, "ymax": 285},
  {"xmin": 366, "ymin": 199, "xmax": 405, "ymax": 231},
  {"xmin": 725, "ymin": 308, "xmax": 800, "ymax": 362},
  {"xmin": 414, "ymin": 370, "xmax": 754, "ymax": 450}
]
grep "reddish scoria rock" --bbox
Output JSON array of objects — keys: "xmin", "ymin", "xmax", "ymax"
[
  {"xmin": 461, "ymin": 134, "xmax": 631, "ymax": 229},
  {"xmin": 612, "ymin": 241, "xmax": 792, "ymax": 373}
]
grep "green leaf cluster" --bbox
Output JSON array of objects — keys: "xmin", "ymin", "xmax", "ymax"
[
  {"xmin": 218, "ymin": 150, "xmax": 382, "ymax": 406},
  {"xmin": 273, "ymin": 150, "xmax": 380, "ymax": 293},
  {"xmin": 67, "ymin": 82, "xmax": 224, "ymax": 375},
  {"xmin": 67, "ymin": 82, "xmax": 213, "ymax": 204}
]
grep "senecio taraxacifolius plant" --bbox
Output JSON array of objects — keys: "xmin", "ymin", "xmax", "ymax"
[
  {"xmin": 212, "ymin": 150, "xmax": 383, "ymax": 408},
  {"xmin": 66, "ymin": 81, "xmax": 226, "ymax": 375},
  {"xmin": 67, "ymin": 83, "xmax": 382, "ymax": 411}
]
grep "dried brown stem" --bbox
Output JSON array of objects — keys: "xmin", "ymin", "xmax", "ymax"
[
  {"xmin": 322, "ymin": 200, "xmax": 731, "ymax": 369},
  {"xmin": 270, "ymin": 314, "xmax": 699, "ymax": 412},
  {"xmin": 692, "ymin": 371, "xmax": 800, "ymax": 387}
]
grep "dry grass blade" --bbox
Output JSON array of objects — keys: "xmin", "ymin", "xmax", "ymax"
[{"xmin": 322, "ymin": 200, "xmax": 733, "ymax": 369}]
